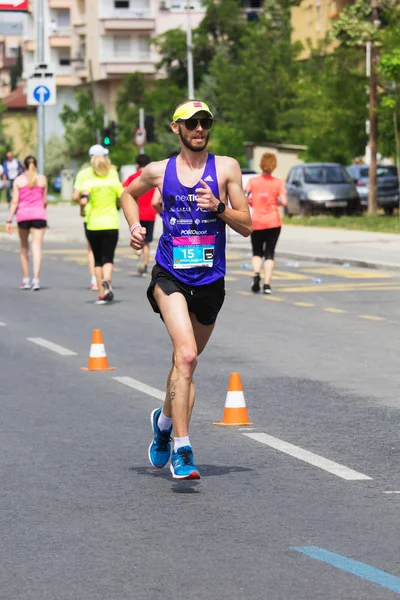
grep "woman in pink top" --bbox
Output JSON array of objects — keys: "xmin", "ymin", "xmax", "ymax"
[
  {"xmin": 6, "ymin": 156, "xmax": 48, "ymax": 291},
  {"xmin": 245, "ymin": 153, "xmax": 287, "ymax": 295}
]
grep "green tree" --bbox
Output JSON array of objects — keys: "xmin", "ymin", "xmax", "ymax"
[
  {"xmin": 0, "ymin": 103, "xmax": 13, "ymax": 158},
  {"xmin": 284, "ymin": 45, "xmax": 367, "ymax": 164},
  {"xmin": 45, "ymin": 135, "xmax": 68, "ymax": 179},
  {"xmin": 60, "ymin": 89, "xmax": 105, "ymax": 163},
  {"xmin": 10, "ymin": 46, "xmax": 23, "ymax": 92}
]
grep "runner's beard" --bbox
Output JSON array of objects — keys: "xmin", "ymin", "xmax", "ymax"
[{"xmin": 179, "ymin": 129, "xmax": 210, "ymax": 153}]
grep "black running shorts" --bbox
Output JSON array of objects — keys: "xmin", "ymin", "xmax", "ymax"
[
  {"xmin": 251, "ymin": 226, "xmax": 281, "ymax": 260},
  {"xmin": 86, "ymin": 229, "xmax": 119, "ymax": 267},
  {"xmin": 18, "ymin": 219, "xmax": 47, "ymax": 230},
  {"xmin": 147, "ymin": 263, "xmax": 225, "ymax": 326}
]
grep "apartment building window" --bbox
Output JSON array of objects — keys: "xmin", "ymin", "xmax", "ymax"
[
  {"xmin": 113, "ymin": 35, "xmax": 131, "ymax": 58},
  {"xmin": 115, "ymin": 1, "xmax": 129, "ymax": 7},
  {"xmin": 138, "ymin": 35, "xmax": 150, "ymax": 59},
  {"xmin": 59, "ymin": 49, "xmax": 71, "ymax": 66}
]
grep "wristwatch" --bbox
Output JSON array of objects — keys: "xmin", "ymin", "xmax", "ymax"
[{"xmin": 216, "ymin": 201, "xmax": 226, "ymax": 214}]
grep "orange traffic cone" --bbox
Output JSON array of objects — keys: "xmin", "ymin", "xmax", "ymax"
[
  {"xmin": 213, "ymin": 372, "xmax": 253, "ymax": 426},
  {"xmin": 81, "ymin": 329, "xmax": 116, "ymax": 371}
]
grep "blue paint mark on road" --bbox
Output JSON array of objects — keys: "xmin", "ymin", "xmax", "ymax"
[{"xmin": 290, "ymin": 546, "xmax": 400, "ymax": 595}]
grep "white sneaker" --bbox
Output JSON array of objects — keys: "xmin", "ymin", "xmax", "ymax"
[
  {"xmin": 102, "ymin": 280, "xmax": 114, "ymax": 301},
  {"xmin": 31, "ymin": 279, "xmax": 40, "ymax": 291},
  {"xmin": 20, "ymin": 278, "xmax": 31, "ymax": 290}
]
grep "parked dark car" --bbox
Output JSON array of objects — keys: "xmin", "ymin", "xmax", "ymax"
[
  {"xmin": 346, "ymin": 164, "xmax": 399, "ymax": 215},
  {"xmin": 285, "ymin": 163, "xmax": 360, "ymax": 216}
]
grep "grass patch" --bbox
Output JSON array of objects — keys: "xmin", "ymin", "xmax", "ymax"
[{"xmin": 282, "ymin": 215, "xmax": 400, "ymax": 234}]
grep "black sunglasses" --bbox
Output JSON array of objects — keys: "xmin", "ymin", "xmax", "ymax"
[{"xmin": 177, "ymin": 118, "xmax": 213, "ymax": 131}]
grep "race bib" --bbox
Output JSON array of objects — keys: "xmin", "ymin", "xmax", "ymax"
[{"xmin": 172, "ymin": 235, "xmax": 215, "ymax": 269}]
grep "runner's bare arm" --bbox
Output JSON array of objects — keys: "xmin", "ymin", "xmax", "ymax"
[
  {"xmin": 120, "ymin": 161, "xmax": 165, "ymax": 250},
  {"xmin": 6, "ymin": 178, "xmax": 21, "ymax": 231},
  {"xmin": 196, "ymin": 157, "xmax": 252, "ymax": 237}
]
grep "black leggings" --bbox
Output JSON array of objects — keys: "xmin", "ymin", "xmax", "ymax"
[
  {"xmin": 251, "ymin": 227, "xmax": 281, "ymax": 260},
  {"xmin": 86, "ymin": 229, "xmax": 119, "ymax": 267}
]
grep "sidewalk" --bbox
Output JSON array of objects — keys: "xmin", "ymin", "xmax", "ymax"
[{"xmin": 2, "ymin": 203, "xmax": 400, "ymax": 271}]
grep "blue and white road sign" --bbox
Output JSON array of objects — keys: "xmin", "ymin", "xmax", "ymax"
[
  {"xmin": 27, "ymin": 71, "xmax": 56, "ymax": 106},
  {"xmin": 33, "ymin": 85, "xmax": 50, "ymax": 104}
]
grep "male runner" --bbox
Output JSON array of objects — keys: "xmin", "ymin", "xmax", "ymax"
[{"xmin": 120, "ymin": 100, "xmax": 252, "ymax": 480}]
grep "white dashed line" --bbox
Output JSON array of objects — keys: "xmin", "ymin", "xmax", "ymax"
[
  {"xmin": 242, "ymin": 432, "xmax": 372, "ymax": 481},
  {"xmin": 113, "ymin": 376, "xmax": 165, "ymax": 401},
  {"xmin": 27, "ymin": 337, "xmax": 77, "ymax": 356},
  {"xmin": 0, "ymin": 321, "xmax": 6, "ymax": 326}
]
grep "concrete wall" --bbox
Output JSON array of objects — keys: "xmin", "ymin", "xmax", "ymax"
[{"xmin": 249, "ymin": 144, "xmax": 306, "ymax": 181}]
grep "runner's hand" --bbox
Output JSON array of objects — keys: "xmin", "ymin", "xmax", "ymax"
[
  {"xmin": 195, "ymin": 180, "xmax": 219, "ymax": 212},
  {"xmin": 6, "ymin": 222, "xmax": 12, "ymax": 234},
  {"xmin": 130, "ymin": 226, "xmax": 146, "ymax": 250}
]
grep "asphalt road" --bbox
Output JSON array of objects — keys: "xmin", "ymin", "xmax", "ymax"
[{"xmin": 2, "ymin": 239, "xmax": 400, "ymax": 600}]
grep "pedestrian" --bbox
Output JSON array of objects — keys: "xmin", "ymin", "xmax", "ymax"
[
  {"xmin": 72, "ymin": 145, "xmax": 110, "ymax": 291},
  {"xmin": 120, "ymin": 99, "xmax": 252, "ymax": 479},
  {"xmin": 78, "ymin": 148, "xmax": 123, "ymax": 304},
  {"xmin": 245, "ymin": 152, "xmax": 287, "ymax": 295},
  {"xmin": 122, "ymin": 154, "xmax": 160, "ymax": 276},
  {"xmin": 5, "ymin": 155, "xmax": 47, "ymax": 290},
  {"xmin": 2, "ymin": 151, "xmax": 24, "ymax": 205}
]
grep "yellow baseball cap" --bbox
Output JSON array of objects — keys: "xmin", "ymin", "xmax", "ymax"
[{"xmin": 173, "ymin": 100, "xmax": 214, "ymax": 121}]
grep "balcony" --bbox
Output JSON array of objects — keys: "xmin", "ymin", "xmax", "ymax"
[
  {"xmin": 72, "ymin": 18, "xmax": 86, "ymax": 35},
  {"xmin": 23, "ymin": 38, "xmax": 35, "ymax": 52},
  {"xmin": 49, "ymin": 0, "xmax": 71, "ymax": 7},
  {"xmin": 75, "ymin": 64, "xmax": 88, "ymax": 80},
  {"xmin": 56, "ymin": 73, "xmax": 75, "ymax": 86},
  {"xmin": 99, "ymin": 59, "xmax": 155, "ymax": 79},
  {"xmin": 100, "ymin": 17, "xmax": 154, "ymax": 33},
  {"xmin": 49, "ymin": 29, "xmax": 72, "ymax": 48},
  {"xmin": 99, "ymin": 7, "xmax": 154, "ymax": 32}
]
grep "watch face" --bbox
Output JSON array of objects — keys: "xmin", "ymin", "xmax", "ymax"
[{"xmin": 218, "ymin": 202, "xmax": 225, "ymax": 213}]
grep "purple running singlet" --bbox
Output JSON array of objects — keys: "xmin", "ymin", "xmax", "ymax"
[{"xmin": 155, "ymin": 153, "xmax": 226, "ymax": 286}]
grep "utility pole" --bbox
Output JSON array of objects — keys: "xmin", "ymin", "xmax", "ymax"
[
  {"xmin": 367, "ymin": 0, "xmax": 380, "ymax": 215},
  {"xmin": 37, "ymin": 0, "xmax": 45, "ymax": 174},
  {"xmin": 186, "ymin": 0, "xmax": 194, "ymax": 98}
]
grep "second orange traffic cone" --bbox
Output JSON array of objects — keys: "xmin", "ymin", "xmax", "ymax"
[
  {"xmin": 81, "ymin": 329, "xmax": 116, "ymax": 371},
  {"xmin": 213, "ymin": 372, "xmax": 253, "ymax": 426}
]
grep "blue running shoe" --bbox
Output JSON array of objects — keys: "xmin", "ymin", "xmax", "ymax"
[
  {"xmin": 170, "ymin": 446, "xmax": 201, "ymax": 480},
  {"xmin": 148, "ymin": 408, "xmax": 172, "ymax": 468}
]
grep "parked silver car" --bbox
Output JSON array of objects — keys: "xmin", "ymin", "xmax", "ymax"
[{"xmin": 286, "ymin": 163, "xmax": 360, "ymax": 216}]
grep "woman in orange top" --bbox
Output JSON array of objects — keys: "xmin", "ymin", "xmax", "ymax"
[{"xmin": 245, "ymin": 153, "xmax": 287, "ymax": 294}]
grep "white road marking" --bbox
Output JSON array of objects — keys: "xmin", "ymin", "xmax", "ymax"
[
  {"xmin": 0, "ymin": 321, "xmax": 6, "ymax": 326},
  {"xmin": 113, "ymin": 376, "xmax": 165, "ymax": 401},
  {"xmin": 383, "ymin": 491, "xmax": 400, "ymax": 494},
  {"xmin": 27, "ymin": 337, "xmax": 77, "ymax": 356},
  {"xmin": 243, "ymin": 432, "xmax": 372, "ymax": 481}
]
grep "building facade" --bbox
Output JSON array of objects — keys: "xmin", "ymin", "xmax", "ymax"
[
  {"xmin": 22, "ymin": 0, "xmax": 206, "ymax": 140},
  {"xmin": 291, "ymin": 0, "xmax": 354, "ymax": 59},
  {"xmin": 0, "ymin": 21, "xmax": 23, "ymax": 98}
]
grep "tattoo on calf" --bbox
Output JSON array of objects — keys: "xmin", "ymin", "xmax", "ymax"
[{"xmin": 169, "ymin": 379, "xmax": 177, "ymax": 404}]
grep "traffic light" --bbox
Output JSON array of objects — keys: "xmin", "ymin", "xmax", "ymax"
[
  {"xmin": 101, "ymin": 122, "xmax": 119, "ymax": 147},
  {"xmin": 110, "ymin": 121, "xmax": 119, "ymax": 144},
  {"xmin": 102, "ymin": 127, "xmax": 111, "ymax": 147}
]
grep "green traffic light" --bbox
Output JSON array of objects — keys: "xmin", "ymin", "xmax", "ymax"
[{"xmin": 103, "ymin": 136, "xmax": 111, "ymax": 146}]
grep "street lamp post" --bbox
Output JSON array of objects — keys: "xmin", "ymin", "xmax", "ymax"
[
  {"xmin": 37, "ymin": 0, "xmax": 45, "ymax": 174},
  {"xmin": 367, "ymin": 0, "xmax": 381, "ymax": 216},
  {"xmin": 186, "ymin": 0, "xmax": 194, "ymax": 98}
]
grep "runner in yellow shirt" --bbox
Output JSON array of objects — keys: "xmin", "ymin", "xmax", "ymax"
[
  {"xmin": 72, "ymin": 145, "xmax": 108, "ymax": 291},
  {"xmin": 78, "ymin": 150, "xmax": 123, "ymax": 304}
]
